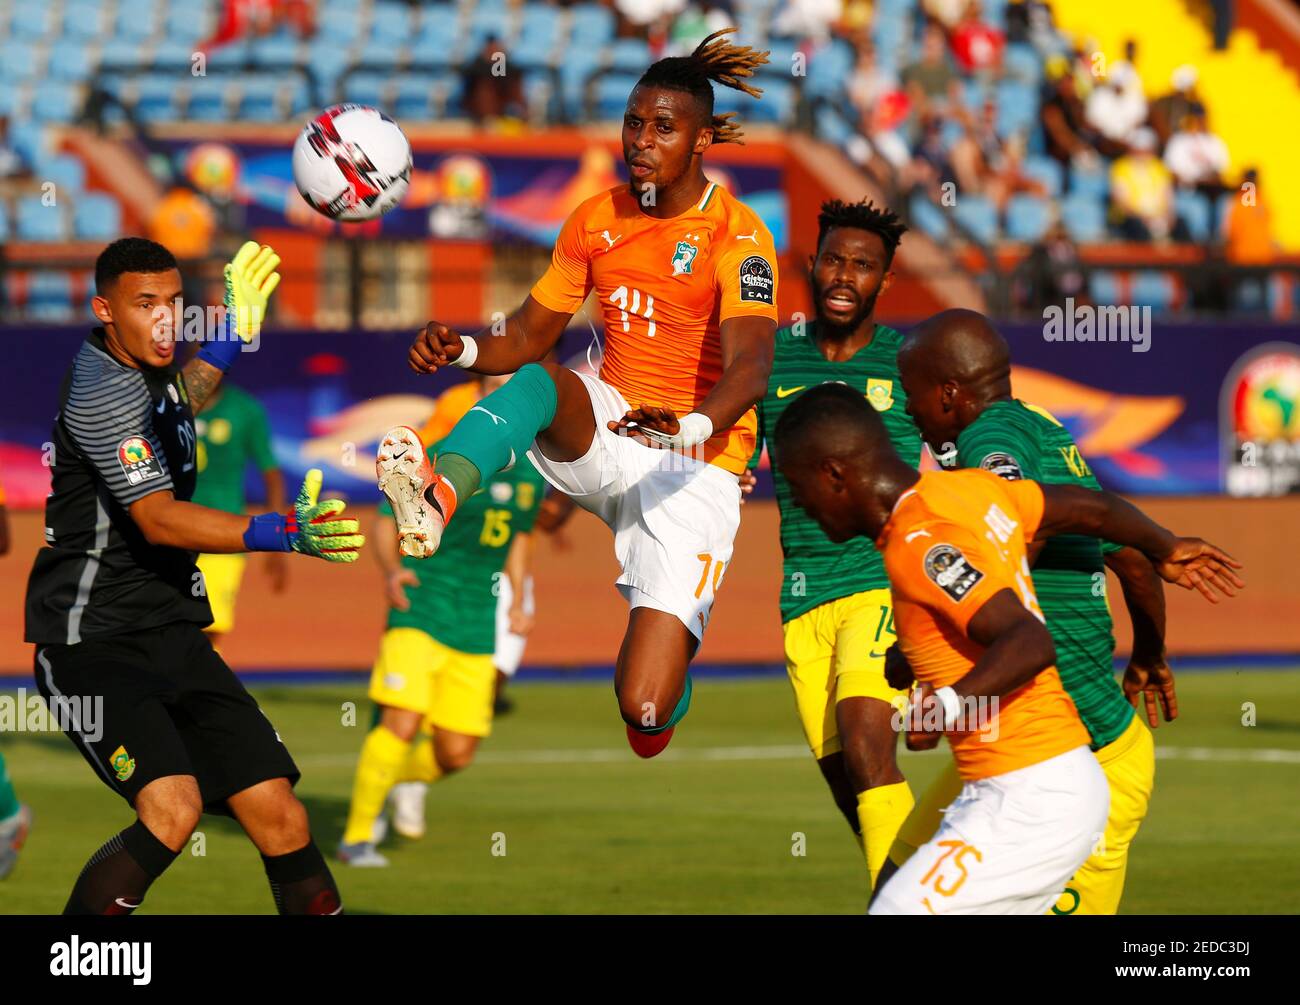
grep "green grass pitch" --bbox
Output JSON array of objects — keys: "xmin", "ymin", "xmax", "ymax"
[{"xmin": 2, "ymin": 669, "xmax": 1297, "ymax": 914}]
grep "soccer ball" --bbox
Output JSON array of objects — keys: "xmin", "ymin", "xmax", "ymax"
[{"xmin": 292, "ymin": 104, "xmax": 412, "ymax": 222}]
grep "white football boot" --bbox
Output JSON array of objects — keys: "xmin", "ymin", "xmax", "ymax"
[{"xmin": 376, "ymin": 425, "xmax": 458, "ymax": 558}]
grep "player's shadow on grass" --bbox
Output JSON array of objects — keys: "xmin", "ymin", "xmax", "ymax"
[{"xmin": 1246, "ymin": 719, "xmax": 1300, "ymax": 735}]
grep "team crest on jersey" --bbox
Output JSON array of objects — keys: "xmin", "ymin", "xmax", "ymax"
[
  {"xmin": 923, "ymin": 543, "xmax": 985, "ymax": 602},
  {"xmin": 671, "ymin": 240, "xmax": 699, "ymax": 276},
  {"xmin": 110, "ymin": 745, "xmax": 136, "ymax": 782},
  {"xmin": 980, "ymin": 452, "xmax": 1024, "ymax": 480},
  {"xmin": 866, "ymin": 378, "xmax": 894, "ymax": 411},
  {"xmin": 117, "ymin": 436, "xmax": 164, "ymax": 485},
  {"xmin": 490, "ymin": 481, "xmax": 514, "ymax": 503}
]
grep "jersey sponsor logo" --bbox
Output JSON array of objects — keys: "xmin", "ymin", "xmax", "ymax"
[
  {"xmin": 117, "ymin": 436, "xmax": 165, "ymax": 485},
  {"xmin": 155, "ymin": 397, "xmax": 167, "ymax": 415},
  {"xmin": 775, "ymin": 385, "xmax": 806, "ymax": 399},
  {"xmin": 979, "ymin": 451, "xmax": 1024, "ymax": 480},
  {"xmin": 923, "ymin": 543, "xmax": 985, "ymax": 602},
  {"xmin": 866, "ymin": 378, "xmax": 894, "ymax": 411},
  {"xmin": 110, "ymin": 745, "xmax": 136, "ymax": 782},
  {"xmin": 739, "ymin": 255, "xmax": 775, "ymax": 304},
  {"xmin": 671, "ymin": 239, "xmax": 699, "ymax": 276}
]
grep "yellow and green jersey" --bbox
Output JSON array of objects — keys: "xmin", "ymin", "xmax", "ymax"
[
  {"xmin": 381, "ymin": 448, "xmax": 546, "ymax": 654},
  {"xmin": 192, "ymin": 384, "xmax": 278, "ymax": 514},
  {"xmin": 953, "ymin": 398, "xmax": 1134, "ymax": 748},
  {"xmin": 754, "ymin": 322, "xmax": 923, "ymax": 623}
]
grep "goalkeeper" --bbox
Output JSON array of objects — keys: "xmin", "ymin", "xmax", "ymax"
[{"xmin": 24, "ymin": 237, "xmax": 363, "ymax": 915}]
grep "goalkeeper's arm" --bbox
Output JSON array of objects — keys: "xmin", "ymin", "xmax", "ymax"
[{"xmin": 130, "ymin": 469, "xmax": 364, "ymax": 563}]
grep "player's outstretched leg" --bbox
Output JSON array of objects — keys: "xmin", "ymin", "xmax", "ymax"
[
  {"xmin": 229, "ymin": 778, "xmax": 342, "ymax": 914},
  {"xmin": 0, "ymin": 753, "xmax": 31, "ymax": 881},
  {"xmin": 377, "ymin": 363, "xmax": 561, "ymax": 558},
  {"xmin": 615, "ymin": 608, "xmax": 697, "ymax": 758},
  {"xmin": 62, "ymin": 775, "xmax": 197, "ymax": 915}
]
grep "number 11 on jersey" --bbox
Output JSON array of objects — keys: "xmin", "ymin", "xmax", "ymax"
[{"xmin": 610, "ymin": 286, "xmax": 656, "ymax": 338}]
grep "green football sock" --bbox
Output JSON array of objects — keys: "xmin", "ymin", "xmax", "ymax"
[
  {"xmin": 436, "ymin": 363, "xmax": 558, "ymax": 501},
  {"xmin": 635, "ymin": 674, "xmax": 694, "ymax": 736},
  {"xmin": 0, "ymin": 753, "xmax": 19, "ymax": 821}
]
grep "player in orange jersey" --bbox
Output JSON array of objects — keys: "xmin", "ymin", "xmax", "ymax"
[
  {"xmin": 375, "ymin": 30, "xmax": 779, "ymax": 757},
  {"xmin": 773, "ymin": 384, "xmax": 1242, "ymax": 914}
]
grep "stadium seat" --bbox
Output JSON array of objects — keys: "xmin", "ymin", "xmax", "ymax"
[
  {"xmin": 251, "ymin": 33, "xmax": 305, "ymax": 67},
  {"xmin": 308, "ymin": 42, "xmax": 355, "ymax": 102},
  {"xmin": 764, "ymin": 40, "xmax": 800, "ymax": 74},
  {"xmin": 10, "ymin": 4, "xmax": 56, "ymax": 41},
  {"xmin": 516, "ymin": 5, "xmax": 562, "ymax": 63},
  {"xmin": 747, "ymin": 77, "xmax": 795, "ymax": 125},
  {"xmin": 0, "ymin": 207, "xmax": 8, "ymax": 243},
  {"xmin": 99, "ymin": 38, "xmax": 145, "ymax": 69},
  {"xmin": 184, "ymin": 76, "xmax": 231, "ymax": 122},
  {"xmin": 1131, "ymin": 271, "xmax": 1176, "ymax": 311},
  {"xmin": 1003, "ymin": 43, "xmax": 1042, "ymax": 85},
  {"xmin": 47, "ymin": 40, "xmax": 91, "ymax": 83},
  {"xmin": 318, "ymin": 4, "xmax": 365, "ymax": 46},
  {"xmin": 590, "ymin": 73, "xmax": 641, "ymax": 120},
  {"xmin": 27, "ymin": 272, "xmax": 74, "ymax": 321},
  {"xmin": 0, "ymin": 42, "xmax": 39, "ymax": 81},
  {"xmin": 1060, "ymin": 193, "xmax": 1107, "ymax": 242},
  {"xmin": 1089, "ymin": 270, "xmax": 1121, "ymax": 305},
  {"xmin": 165, "ymin": 1, "xmax": 214, "ymax": 45},
  {"xmin": 342, "ymin": 72, "xmax": 392, "ymax": 111},
  {"xmin": 1005, "ymin": 194, "xmax": 1052, "ymax": 242},
  {"xmin": 608, "ymin": 39, "xmax": 651, "ymax": 74},
  {"xmin": 1175, "ymin": 189, "xmax": 1213, "ymax": 244},
  {"xmin": 8, "ymin": 120, "xmax": 47, "ymax": 166},
  {"xmin": 804, "ymin": 38, "xmax": 855, "ymax": 100},
  {"xmin": 16, "ymin": 197, "xmax": 70, "ymax": 242},
  {"xmin": 237, "ymin": 76, "xmax": 285, "ymax": 121},
  {"xmin": 393, "ymin": 75, "xmax": 437, "ymax": 120},
  {"xmin": 1023, "ymin": 155, "xmax": 1063, "ymax": 197},
  {"xmin": 370, "ymin": 2, "xmax": 414, "ymax": 47},
  {"xmin": 569, "ymin": 5, "xmax": 615, "ymax": 48},
  {"xmin": 113, "ymin": 3, "xmax": 158, "ymax": 43},
  {"xmin": 909, "ymin": 192, "xmax": 951, "ymax": 241},
  {"xmin": 135, "ymin": 75, "xmax": 181, "ymax": 123},
  {"xmin": 953, "ymin": 195, "xmax": 1000, "ymax": 245},
  {"xmin": 74, "ymin": 194, "xmax": 122, "ymax": 241},
  {"xmin": 62, "ymin": 0, "xmax": 108, "ymax": 42},
  {"xmin": 814, "ymin": 103, "xmax": 854, "ymax": 148},
  {"xmin": 1070, "ymin": 163, "xmax": 1109, "ymax": 201},
  {"xmin": 44, "ymin": 155, "xmax": 86, "ymax": 194},
  {"xmin": 995, "ymin": 80, "xmax": 1038, "ymax": 138},
  {"xmin": 31, "ymin": 83, "xmax": 82, "ymax": 123}
]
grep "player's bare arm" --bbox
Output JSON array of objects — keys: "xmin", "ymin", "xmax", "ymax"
[
  {"xmin": 373, "ymin": 518, "xmax": 418, "ymax": 611},
  {"xmin": 504, "ymin": 531, "xmax": 537, "ymax": 635},
  {"xmin": 1035, "ymin": 483, "xmax": 1244, "ymax": 602},
  {"xmin": 1105, "ymin": 545, "xmax": 1177, "ymax": 725},
  {"xmin": 409, "ymin": 295, "xmax": 572, "ymax": 376},
  {"xmin": 609, "ymin": 314, "xmax": 775, "ymax": 441},
  {"xmin": 956, "ymin": 589, "xmax": 1057, "ymax": 705}
]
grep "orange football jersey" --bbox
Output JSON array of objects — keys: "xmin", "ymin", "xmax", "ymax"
[
  {"xmin": 878, "ymin": 469, "xmax": 1090, "ymax": 780},
  {"xmin": 530, "ymin": 181, "xmax": 779, "ymax": 473},
  {"xmin": 419, "ymin": 381, "xmax": 479, "ymax": 446}
]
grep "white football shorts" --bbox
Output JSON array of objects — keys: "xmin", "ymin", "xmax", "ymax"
[
  {"xmin": 870, "ymin": 744, "xmax": 1110, "ymax": 915},
  {"xmin": 525, "ymin": 371, "xmax": 742, "ymax": 644},
  {"xmin": 494, "ymin": 573, "xmax": 534, "ymax": 677}
]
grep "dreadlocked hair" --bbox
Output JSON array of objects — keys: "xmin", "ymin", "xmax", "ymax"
[
  {"xmin": 817, "ymin": 198, "xmax": 908, "ymax": 267},
  {"xmin": 636, "ymin": 28, "xmax": 769, "ymax": 145}
]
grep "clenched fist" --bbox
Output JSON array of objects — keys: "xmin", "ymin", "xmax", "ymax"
[{"xmin": 409, "ymin": 321, "xmax": 466, "ymax": 373}]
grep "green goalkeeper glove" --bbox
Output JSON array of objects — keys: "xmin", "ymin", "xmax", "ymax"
[{"xmin": 243, "ymin": 469, "xmax": 365, "ymax": 563}]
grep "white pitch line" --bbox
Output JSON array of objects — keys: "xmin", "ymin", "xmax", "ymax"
[{"xmin": 294, "ymin": 743, "xmax": 1300, "ymax": 770}]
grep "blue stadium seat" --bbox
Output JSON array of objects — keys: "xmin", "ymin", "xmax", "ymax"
[
  {"xmin": 814, "ymin": 103, "xmax": 853, "ymax": 148},
  {"xmin": 285, "ymin": 76, "xmax": 313, "ymax": 116},
  {"xmin": 518, "ymin": 4, "xmax": 562, "ymax": 53},
  {"xmin": 11, "ymin": 4, "xmax": 56, "ymax": 41},
  {"xmin": 591, "ymin": 73, "xmax": 640, "ymax": 120},
  {"xmin": 308, "ymin": 42, "xmax": 354, "ymax": 103},
  {"xmin": 608, "ymin": 39, "xmax": 651, "ymax": 74},
  {"xmin": 764, "ymin": 39, "xmax": 799, "ymax": 73},
  {"xmin": 238, "ymin": 76, "xmax": 284, "ymax": 121},
  {"xmin": 318, "ymin": 2, "xmax": 365, "ymax": 46},
  {"xmin": 747, "ymin": 77, "xmax": 795, "ymax": 124},
  {"xmin": 370, "ymin": 3, "xmax": 413, "ymax": 46},
  {"xmin": 523, "ymin": 69, "xmax": 559, "ymax": 121},
  {"xmin": 393, "ymin": 76, "xmax": 436, "ymax": 120},
  {"xmin": 63, "ymin": 0, "xmax": 108, "ymax": 42},
  {"xmin": 1005, "ymin": 194, "xmax": 1052, "ymax": 242},
  {"xmin": 0, "ymin": 207, "xmax": 8, "ymax": 243},
  {"xmin": 569, "ymin": 5, "xmax": 615, "ymax": 48},
  {"xmin": 152, "ymin": 38, "xmax": 200, "ymax": 65},
  {"xmin": 0, "ymin": 42, "xmax": 39, "ymax": 81},
  {"xmin": 184, "ymin": 77, "xmax": 230, "ymax": 122},
  {"xmin": 465, "ymin": 7, "xmax": 509, "ymax": 51},
  {"xmin": 805, "ymin": 38, "xmax": 854, "ymax": 100},
  {"xmin": 1131, "ymin": 271, "xmax": 1175, "ymax": 311},
  {"xmin": 135, "ymin": 75, "xmax": 180, "ymax": 123},
  {"xmin": 1060, "ymin": 192, "xmax": 1107, "ymax": 242},
  {"xmin": 1175, "ymin": 189, "xmax": 1213, "ymax": 244},
  {"xmin": 28, "ymin": 273, "xmax": 74, "ymax": 321},
  {"xmin": 995, "ymin": 80, "xmax": 1038, "ymax": 138},
  {"xmin": 45, "ymin": 155, "xmax": 86, "ymax": 194},
  {"xmin": 559, "ymin": 48, "xmax": 603, "ymax": 119},
  {"xmin": 1089, "ymin": 270, "xmax": 1120, "ymax": 304},
  {"xmin": 342, "ymin": 72, "xmax": 391, "ymax": 110},
  {"xmin": 165, "ymin": 1, "xmax": 214, "ymax": 44},
  {"xmin": 909, "ymin": 193, "xmax": 951, "ymax": 242},
  {"xmin": 17, "ymin": 197, "xmax": 70, "ymax": 241},
  {"xmin": 100, "ymin": 38, "xmax": 146, "ymax": 68},
  {"xmin": 47, "ymin": 40, "xmax": 91, "ymax": 83},
  {"xmin": 251, "ymin": 33, "xmax": 305, "ymax": 67},
  {"xmin": 113, "ymin": 3, "xmax": 158, "ymax": 43},
  {"xmin": 31, "ymin": 83, "xmax": 82, "ymax": 123},
  {"xmin": 74, "ymin": 194, "xmax": 122, "ymax": 240},
  {"xmin": 8, "ymin": 120, "xmax": 47, "ymax": 166},
  {"xmin": 1022, "ymin": 155, "xmax": 1063, "ymax": 197},
  {"xmin": 1003, "ymin": 43, "xmax": 1042, "ymax": 86},
  {"xmin": 954, "ymin": 194, "xmax": 999, "ymax": 244},
  {"xmin": 1070, "ymin": 162, "xmax": 1109, "ymax": 201}
]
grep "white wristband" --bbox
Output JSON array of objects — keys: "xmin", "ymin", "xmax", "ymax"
[
  {"xmin": 934, "ymin": 685, "xmax": 962, "ymax": 730},
  {"xmin": 450, "ymin": 335, "xmax": 478, "ymax": 369}
]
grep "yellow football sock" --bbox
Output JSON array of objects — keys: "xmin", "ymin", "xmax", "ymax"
[
  {"xmin": 858, "ymin": 781, "xmax": 915, "ymax": 889},
  {"xmin": 342, "ymin": 726, "xmax": 411, "ymax": 845},
  {"xmin": 398, "ymin": 735, "xmax": 444, "ymax": 785}
]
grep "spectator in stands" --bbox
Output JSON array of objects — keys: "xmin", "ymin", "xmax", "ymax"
[
  {"xmin": 949, "ymin": 1, "xmax": 1005, "ymax": 75},
  {"xmin": 901, "ymin": 23, "xmax": 959, "ymax": 112},
  {"xmin": 1005, "ymin": 0, "xmax": 1063, "ymax": 56},
  {"xmin": 1110, "ymin": 127, "xmax": 1186, "ymax": 243},
  {"xmin": 461, "ymin": 35, "xmax": 527, "ymax": 125},
  {"xmin": 845, "ymin": 40, "xmax": 911, "ymax": 182},
  {"xmin": 922, "ymin": 0, "xmax": 967, "ymax": 30},
  {"xmin": 1164, "ymin": 104, "xmax": 1229, "ymax": 198},
  {"xmin": 1020, "ymin": 220, "xmax": 1088, "ymax": 310},
  {"xmin": 1149, "ymin": 64, "xmax": 1201, "ymax": 147},
  {"xmin": 0, "ymin": 117, "xmax": 31, "ymax": 180},
  {"xmin": 1084, "ymin": 74, "xmax": 1146, "ymax": 146},
  {"xmin": 1224, "ymin": 169, "xmax": 1276, "ymax": 265},
  {"xmin": 770, "ymin": 0, "xmax": 842, "ymax": 45},
  {"xmin": 950, "ymin": 102, "xmax": 1047, "ymax": 212},
  {"xmin": 1040, "ymin": 57, "xmax": 1101, "ymax": 167},
  {"xmin": 904, "ymin": 112, "xmax": 957, "ymax": 202},
  {"xmin": 615, "ymin": 0, "xmax": 686, "ymax": 42},
  {"xmin": 666, "ymin": 2, "xmax": 735, "ymax": 56}
]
